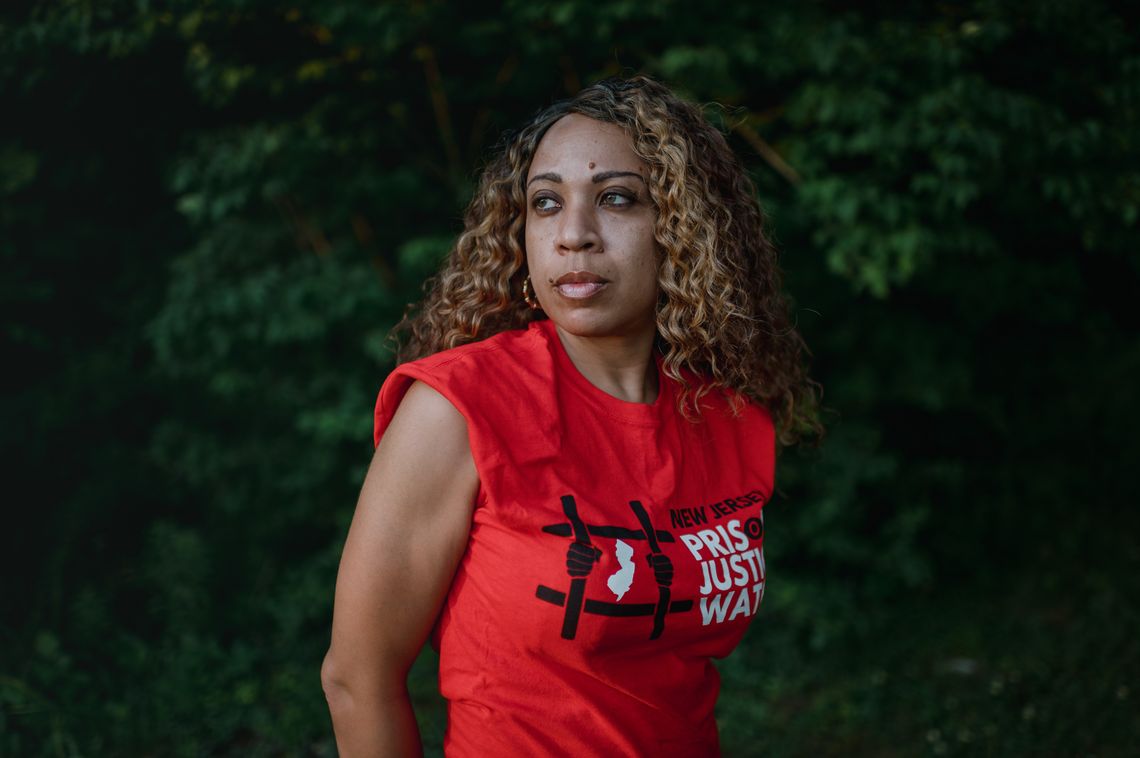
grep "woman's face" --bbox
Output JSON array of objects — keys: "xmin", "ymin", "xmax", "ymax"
[{"xmin": 524, "ymin": 114, "xmax": 660, "ymax": 342}]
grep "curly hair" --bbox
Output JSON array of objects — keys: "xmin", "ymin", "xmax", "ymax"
[{"xmin": 394, "ymin": 75, "xmax": 822, "ymax": 448}]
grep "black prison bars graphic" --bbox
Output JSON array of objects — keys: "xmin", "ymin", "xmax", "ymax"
[
  {"xmin": 629, "ymin": 499, "xmax": 670, "ymax": 640},
  {"xmin": 537, "ymin": 495, "xmax": 692, "ymax": 641}
]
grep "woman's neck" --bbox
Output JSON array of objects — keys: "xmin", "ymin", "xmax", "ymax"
[{"xmin": 553, "ymin": 323, "xmax": 659, "ymax": 404}]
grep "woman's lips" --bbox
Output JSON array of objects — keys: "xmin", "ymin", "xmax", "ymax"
[
  {"xmin": 555, "ymin": 281, "xmax": 607, "ymax": 298},
  {"xmin": 553, "ymin": 271, "xmax": 609, "ymax": 299}
]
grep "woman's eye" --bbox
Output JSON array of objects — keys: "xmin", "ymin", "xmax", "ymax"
[
  {"xmin": 532, "ymin": 196, "xmax": 560, "ymax": 212},
  {"xmin": 601, "ymin": 191, "xmax": 633, "ymax": 207}
]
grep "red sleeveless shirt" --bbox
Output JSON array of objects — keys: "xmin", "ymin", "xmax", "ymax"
[{"xmin": 373, "ymin": 319, "xmax": 775, "ymax": 757}]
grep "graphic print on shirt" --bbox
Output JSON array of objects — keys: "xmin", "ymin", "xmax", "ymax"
[
  {"xmin": 535, "ymin": 495, "xmax": 693, "ymax": 641},
  {"xmin": 672, "ymin": 500, "xmax": 766, "ymax": 626},
  {"xmin": 534, "ymin": 491, "xmax": 766, "ymax": 640},
  {"xmin": 607, "ymin": 540, "xmax": 635, "ymax": 601}
]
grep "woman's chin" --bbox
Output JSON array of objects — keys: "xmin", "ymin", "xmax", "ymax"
[{"xmin": 546, "ymin": 310, "xmax": 655, "ymax": 342}]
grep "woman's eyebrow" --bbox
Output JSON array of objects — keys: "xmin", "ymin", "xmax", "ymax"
[
  {"xmin": 527, "ymin": 170, "xmax": 645, "ymax": 187},
  {"xmin": 527, "ymin": 172, "xmax": 561, "ymax": 186},
  {"xmin": 591, "ymin": 170, "xmax": 645, "ymax": 185}
]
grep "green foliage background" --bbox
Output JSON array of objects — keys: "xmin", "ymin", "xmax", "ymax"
[{"xmin": 3, "ymin": 1, "xmax": 1138, "ymax": 755}]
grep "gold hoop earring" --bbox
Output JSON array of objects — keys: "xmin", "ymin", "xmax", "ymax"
[{"xmin": 522, "ymin": 275, "xmax": 540, "ymax": 310}]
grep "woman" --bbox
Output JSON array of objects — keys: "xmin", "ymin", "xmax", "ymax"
[{"xmin": 322, "ymin": 75, "xmax": 821, "ymax": 757}]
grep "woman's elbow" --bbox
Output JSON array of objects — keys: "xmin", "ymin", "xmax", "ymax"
[
  {"xmin": 321, "ymin": 650, "xmax": 354, "ymax": 711},
  {"xmin": 321, "ymin": 648, "xmax": 406, "ymax": 711}
]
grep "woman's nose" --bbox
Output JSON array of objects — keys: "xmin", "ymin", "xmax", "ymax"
[{"xmin": 555, "ymin": 202, "xmax": 602, "ymax": 254}]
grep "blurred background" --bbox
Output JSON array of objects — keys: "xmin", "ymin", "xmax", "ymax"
[{"xmin": 3, "ymin": 1, "xmax": 1138, "ymax": 755}]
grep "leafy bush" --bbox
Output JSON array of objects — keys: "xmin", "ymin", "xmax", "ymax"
[{"xmin": 2, "ymin": 1, "xmax": 1136, "ymax": 754}]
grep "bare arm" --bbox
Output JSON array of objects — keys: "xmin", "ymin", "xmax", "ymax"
[{"xmin": 322, "ymin": 380, "xmax": 478, "ymax": 757}]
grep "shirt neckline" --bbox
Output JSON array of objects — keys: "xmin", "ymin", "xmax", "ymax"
[{"xmin": 532, "ymin": 318, "xmax": 670, "ymax": 427}]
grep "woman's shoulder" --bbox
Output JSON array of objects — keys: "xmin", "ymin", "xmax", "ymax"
[
  {"xmin": 385, "ymin": 325, "xmax": 552, "ymax": 403},
  {"xmin": 398, "ymin": 322, "xmax": 546, "ymax": 379},
  {"xmin": 374, "ymin": 324, "xmax": 551, "ymax": 446}
]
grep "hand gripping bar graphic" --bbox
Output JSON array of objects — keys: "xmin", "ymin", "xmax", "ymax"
[
  {"xmin": 629, "ymin": 500, "xmax": 669, "ymax": 640},
  {"xmin": 561, "ymin": 494, "xmax": 591, "ymax": 640},
  {"xmin": 536, "ymin": 495, "xmax": 693, "ymax": 641}
]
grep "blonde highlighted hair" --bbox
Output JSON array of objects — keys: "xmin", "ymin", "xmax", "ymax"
[{"xmin": 395, "ymin": 75, "xmax": 822, "ymax": 447}]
